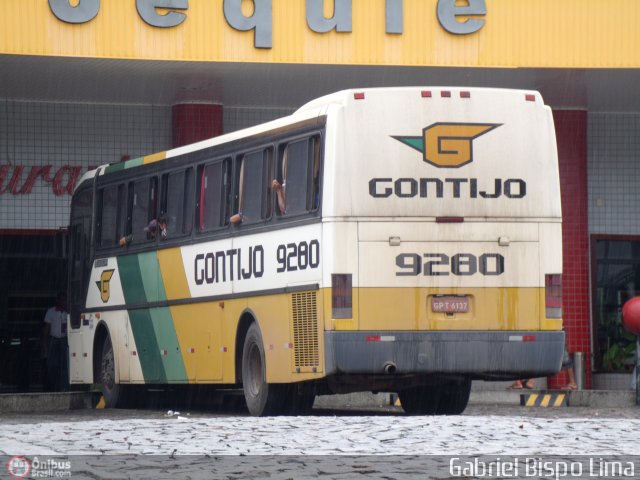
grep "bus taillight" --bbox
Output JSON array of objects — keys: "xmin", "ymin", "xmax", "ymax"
[
  {"xmin": 545, "ymin": 274, "xmax": 562, "ymax": 319},
  {"xmin": 332, "ymin": 273, "xmax": 352, "ymax": 319}
]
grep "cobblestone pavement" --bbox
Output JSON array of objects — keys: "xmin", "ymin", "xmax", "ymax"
[{"xmin": 1, "ymin": 405, "xmax": 639, "ymax": 479}]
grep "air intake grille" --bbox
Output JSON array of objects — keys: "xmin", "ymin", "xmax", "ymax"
[{"xmin": 291, "ymin": 291, "xmax": 319, "ymax": 369}]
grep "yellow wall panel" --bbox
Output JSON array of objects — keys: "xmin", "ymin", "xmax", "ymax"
[{"xmin": 2, "ymin": 0, "xmax": 639, "ymax": 67}]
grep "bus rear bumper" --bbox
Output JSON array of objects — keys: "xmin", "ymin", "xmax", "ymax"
[{"xmin": 324, "ymin": 330, "xmax": 565, "ymax": 379}]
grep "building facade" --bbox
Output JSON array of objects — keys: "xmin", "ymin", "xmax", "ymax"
[{"xmin": 1, "ymin": 0, "xmax": 639, "ymax": 391}]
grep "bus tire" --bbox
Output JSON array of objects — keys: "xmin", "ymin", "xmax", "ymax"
[
  {"xmin": 436, "ymin": 377, "xmax": 471, "ymax": 415},
  {"xmin": 98, "ymin": 334, "xmax": 129, "ymax": 408},
  {"xmin": 398, "ymin": 386, "xmax": 440, "ymax": 415},
  {"xmin": 242, "ymin": 323, "xmax": 288, "ymax": 416}
]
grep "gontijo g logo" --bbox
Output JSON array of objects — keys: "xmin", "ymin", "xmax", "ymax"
[
  {"xmin": 393, "ymin": 123, "xmax": 501, "ymax": 168},
  {"xmin": 96, "ymin": 269, "xmax": 115, "ymax": 303}
]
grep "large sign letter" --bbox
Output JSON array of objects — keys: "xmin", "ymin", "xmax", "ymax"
[
  {"xmin": 437, "ymin": 0, "xmax": 486, "ymax": 35},
  {"xmin": 137, "ymin": 0, "xmax": 188, "ymax": 28},
  {"xmin": 224, "ymin": 0, "xmax": 273, "ymax": 49},
  {"xmin": 49, "ymin": 0, "xmax": 100, "ymax": 24},
  {"xmin": 306, "ymin": 0, "xmax": 352, "ymax": 33},
  {"xmin": 386, "ymin": 0, "xmax": 403, "ymax": 34}
]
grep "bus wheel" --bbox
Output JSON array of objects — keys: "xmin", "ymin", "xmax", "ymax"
[
  {"xmin": 99, "ymin": 334, "xmax": 126, "ymax": 408},
  {"xmin": 398, "ymin": 386, "xmax": 440, "ymax": 415},
  {"xmin": 435, "ymin": 378, "xmax": 471, "ymax": 415},
  {"xmin": 242, "ymin": 323, "xmax": 287, "ymax": 416}
]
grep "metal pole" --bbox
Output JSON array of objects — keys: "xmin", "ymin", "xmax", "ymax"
[{"xmin": 573, "ymin": 352, "xmax": 585, "ymax": 390}]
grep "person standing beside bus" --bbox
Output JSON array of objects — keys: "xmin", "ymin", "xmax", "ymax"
[{"xmin": 41, "ymin": 292, "xmax": 69, "ymax": 391}]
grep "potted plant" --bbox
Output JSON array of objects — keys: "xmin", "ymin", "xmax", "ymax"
[{"xmin": 602, "ymin": 332, "xmax": 636, "ymax": 372}]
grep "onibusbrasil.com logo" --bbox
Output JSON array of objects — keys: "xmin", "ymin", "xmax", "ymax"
[{"xmin": 7, "ymin": 456, "xmax": 71, "ymax": 478}]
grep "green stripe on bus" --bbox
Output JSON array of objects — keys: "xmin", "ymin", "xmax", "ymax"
[
  {"xmin": 138, "ymin": 251, "xmax": 167, "ymax": 304},
  {"xmin": 129, "ymin": 309, "xmax": 167, "ymax": 383},
  {"xmin": 149, "ymin": 307, "xmax": 188, "ymax": 383},
  {"xmin": 118, "ymin": 253, "xmax": 185, "ymax": 383},
  {"xmin": 125, "ymin": 158, "xmax": 144, "ymax": 169},
  {"xmin": 117, "ymin": 255, "xmax": 147, "ymax": 305},
  {"xmin": 105, "ymin": 157, "xmax": 144, "ymax": 174},
  {"xmin": 104, "ymin": 163, "xmax": 125, "ymax": 174}
]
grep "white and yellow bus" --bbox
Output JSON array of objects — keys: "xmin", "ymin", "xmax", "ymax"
[{"xmin": 67, "ymin": 87, "xmax": 564, "ymax": 415}]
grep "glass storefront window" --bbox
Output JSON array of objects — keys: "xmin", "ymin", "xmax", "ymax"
[{"xmin": 592, "ymin": 237, "xmax": 640, "ymax": 372}]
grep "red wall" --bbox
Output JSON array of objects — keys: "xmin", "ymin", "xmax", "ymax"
[
  {"xmin": 549, "ymin": 110, "xmax": 591, "ymax": 389},
  {"xmin": 172, "ymin": 104, "xmax": 223, "ymax": 148}
]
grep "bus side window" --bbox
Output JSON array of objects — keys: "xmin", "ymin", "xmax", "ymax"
[
  {"xmin": 310, "ymin": 135, "xmax": 322, "ymax": 211},
  {"xmin": 198, "ymin": 159, "xmax": 231, "ymax": 232},
  {"xmin": 231, "ymin": 148, "xmax": 272, "ymax": 224},
  {"xmin": 183, "ymin": 168, "xmax": 195, "ymax": 235},
  {"xmin": 97, "ymin": 185, "xmax": 119, "ymax": 248},
  {"xmin": 277, "ymin": 139, "xmax": 310, "ymax": 217},
  {"xmin": 118, "ymin": 183, "xmax": 132, "ymax": 247},
  {"xmin": 130, "ymin": 177, "xmax": 158, "ymax": 244},
  {"xmin": 161, "ymin": 168, "xmax": 194, "ymax": 239},
  {"xmin": 116, "ymin": 184, "xmax": 127, "ymax": 242}
]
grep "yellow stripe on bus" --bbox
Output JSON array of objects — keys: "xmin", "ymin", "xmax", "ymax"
[
  {"xmin": 144, "ymin": 151, "xmax": 166, "ymax": 164},
  {"xmin": 157, "ymin": 248, "xmax": 190, "ymax": 300}
]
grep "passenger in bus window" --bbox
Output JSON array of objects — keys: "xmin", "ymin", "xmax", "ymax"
[
  {"xmin": 272, "ymin": 178, "xmax": 286, "ymax": 214},
  {"xmin": 272, "ymin": 147, "xmax": 288, "ymax": 214},
  {"xmin": 144, "ymin": 216, "xmax": 168, "ymax": 240},
  {"xmin": 230, "ymin": 160, "xmax": 245, "ymax": 225},
  {"xmin": 119, "ymin": 234, "xmax": 132, "ymax": 247}
]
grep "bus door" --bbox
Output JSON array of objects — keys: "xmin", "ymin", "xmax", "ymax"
[{"xmin": 68, "ymin": 185, "xmax": 94, "ymax": 383}]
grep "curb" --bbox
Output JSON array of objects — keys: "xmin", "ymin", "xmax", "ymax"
[
  {"xmin": 0, "ymin": 391, "xmax": 96, "ymax": 413},
  {"xmin": 470, "ymin": 389, "xmax": 636, "ymax": 408}
]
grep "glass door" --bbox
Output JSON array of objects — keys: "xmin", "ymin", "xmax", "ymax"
[{"xmin": 591, "ymin": 236, "xmax": 640, "ymax": 372}]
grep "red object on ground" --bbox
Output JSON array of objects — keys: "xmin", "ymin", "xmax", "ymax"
[{"xmin": 622, "ymin": 297, "xmax": 640, "ymax": 335}]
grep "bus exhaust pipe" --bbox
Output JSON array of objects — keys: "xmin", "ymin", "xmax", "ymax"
[{"xmin": 384, "ymin": 362, "xmax": 397, "ymax": 374}]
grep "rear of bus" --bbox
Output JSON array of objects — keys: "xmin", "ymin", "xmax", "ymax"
[{"xmin": 314, "ymin": 87, "xmax": 564, "ymax": 407}]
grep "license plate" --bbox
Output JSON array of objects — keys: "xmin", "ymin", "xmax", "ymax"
[{"xmin": 431, "ymin": 296, "xmax": 469, "ymax": 313}]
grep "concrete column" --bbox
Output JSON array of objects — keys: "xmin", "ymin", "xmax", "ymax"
[{"xmin": 548, "ymin": 109, "xmax": 590, "ymax": 390}]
